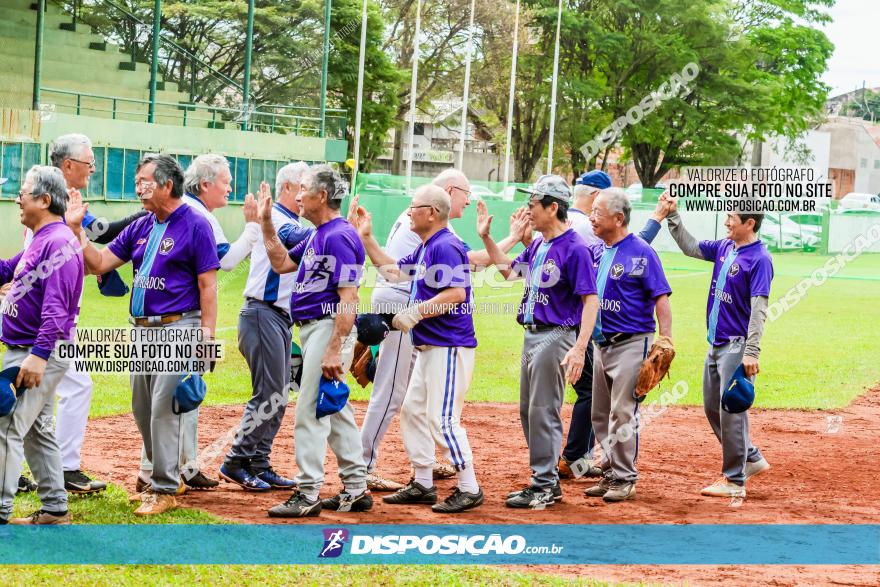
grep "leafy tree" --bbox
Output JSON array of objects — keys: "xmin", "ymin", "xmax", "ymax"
[{"xmin": 844, "ymin": 90, "xmax": 880, "ymax": 122}]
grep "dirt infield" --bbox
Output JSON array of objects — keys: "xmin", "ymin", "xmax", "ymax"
[{"xmin": 81, "ymin": 386, "xmax": 880, "ymax": 586}]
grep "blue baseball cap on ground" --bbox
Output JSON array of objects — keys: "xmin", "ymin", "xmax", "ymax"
[
  {"xmin": 722, "ymin": 364, "xmax": 755, "ymax": 414},
  {"xmin": 356, "ymin": 313, "xmax": 394, "ymax": 345},
  {"xmin": 0, "ymin": 367, "xmax": 26, "ymax": 417},
  {"xmin": 172, "ymin": 373, "xmax": 206, "ymax": 415},
  {"xmin": 97, "ymin": 269, "xmax": 130, "ymax": 297},
  {"xmin": 576, "ymin": 170, "xmax": 612, "ymax": 190},
  {"xmin": 317, "ymin": 376, "xmax": 350, "ymax": 418}
]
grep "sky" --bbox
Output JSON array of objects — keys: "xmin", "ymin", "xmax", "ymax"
[{"xmin": 821, "ymin": 0, "xmax": 878, "ymax": 97}]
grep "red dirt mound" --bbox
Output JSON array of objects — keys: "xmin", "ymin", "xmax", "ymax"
[{"xmin": 81, "ymin": 386, "xmax": 880, "ymax": 586}]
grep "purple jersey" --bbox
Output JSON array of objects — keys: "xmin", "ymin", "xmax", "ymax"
[
  {"xmin": 398, "ymin": 227, "xmax": 476, "ymax": 348},
  {"xmin": 589, "ymin": 233, "xmax": 671, "ymax": 339},
  {"xmin": 287, "ymin": 216, "xmax": 365, "ymax": 322},
  {"xmin": 108, "ymin": 203, "xmax": 220, "ymax": 317},
  {"xmin": 699, "ymin": 239, "xmax": 773, "ymax": 345},
  {"xmin": 513, "ymin": 229, "xmax": 597, "ymax": 327},
  {"xmin": 0, "ymin": 222, "xmax": 84, "ymax": 359}
]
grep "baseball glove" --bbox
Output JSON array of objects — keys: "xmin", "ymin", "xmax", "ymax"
[
  {"xmin": 351, "ymin": 341, "xmax": 373, "ymax": 388},
  {"xmin": 634, "ymin": 335, "xmax": 675, "ymax": 400}
]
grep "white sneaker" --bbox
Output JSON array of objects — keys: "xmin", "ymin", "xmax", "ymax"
[
  {"xmin": 701, "ymin": 477, "xmax": 746, "ymax": 498},
  {"xmin": 744, "ymin": 457, "xmax": 770, "ymax": 480}
]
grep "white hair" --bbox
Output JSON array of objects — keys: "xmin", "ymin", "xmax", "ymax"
[
  {"xmin": 49, "ymin": 134, "xmax": 91, "ymax": 168},
  {"xmin": 25, "ymin": 165, "xmax": 68, "ymax": 216},
  {"xmin": 415, "ymin": 184, "xmax": 451, "ymax": 220},
  {"xmin": 599, "ymin": 187, "xmax": 631, "ymax": 225},
  {"xmin": 432, "ymin": 168, "xmax": 468, "ymax": 190},
  {"xmin": 184, "ymin": 154, "xmax": 229, "ymax": 196},
  {"xmin": 275, "ymin": 161, "xmax": 309, "ymax": 196},
  {"xmin": 573, "ymin": 184, "xmax": 598, "ymax": 199}
]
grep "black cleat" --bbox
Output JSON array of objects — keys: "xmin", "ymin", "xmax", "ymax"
[
  {"xmin": 268, "ymin": 490, "xmax": 322, "ymax": 518},
  {"xmin": 507, "ymin": 480, "xmax": 562, "ymax": 501},
  {"xmin": 321, "ymin": 490, "xmax": 374, "ymax": 512},
  {"xmin": 432, "ymin": 488, "xmax": 484, "ymax": 513},
  {"xmin": 382, "ymin": 480, "xmax": 438, "ymax": 505},
  {"xmin": 505, "ymin": 485, "xmax": 555, "ymax": 509},
  {"xmin": 185, "ymin": 471, "xmax": 220, "ymax": 490},
  {"xmin": 17, "ymin": 475, "xmax": 37, "ymax": 494},
  {"xmin": 64, "ymin": 470, "xmax": 107, "ymax": 494}
]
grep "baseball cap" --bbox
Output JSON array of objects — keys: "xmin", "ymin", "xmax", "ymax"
[
  {"xmin": 0, "ymin": 367, "xmax": 26, "ymax": 417},
  {"xmin": 356, "ymin": 313, "xmax": 394, "ymax": 345},
  {"xmin": 172, "ymin": 373, "xmax": 207, "ymax": 415},
  {"xmin": 330, "ymin": 179, "xmax": 350, "ymax": 200},
  {"xmin": 317, "ymin": 376, "xmax": 350, "ymax": 418},
  {"xmin": 97, "ymin": 269, "xmax": 130, "ymax": 297},
  {"xmin": 576, "ymin": 170, "xmax": 612, "ymax": 190},
  {"xmin": 721, "ymin": 364, "xmax": 755, "ymax": 414},
  {"xmin": 517, "ymin": 174, "xmax": 572, "ymax": 203}
]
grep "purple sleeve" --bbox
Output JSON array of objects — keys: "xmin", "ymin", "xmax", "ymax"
[
  {"xmin": 512, "ymin": 242, "xmax": 533, "ymax": 278},
  {"xmin": 428, "ymin": 242, "xmax": 470, "ymax": 289},
  {"xmin": 288, "ymin": 236, "xmax": 309, "ymax": 264},
  {"xmin": 191, "ymin": 222, "xmax": 221, "ymax": 274},
  {"xmin": 568, "ymin": 245, "xmax": 597, "ymax": 296},
  {"xmin": 698, "ymin": 240, "xmax": 722, "ymax": 262},
  {"xmin": 642, "ymin": 248, "xmax": 673, "ymax": 299},
  {"xmin": 331, "ymin": 231, "xmax": 365, "ymax": 288},
  {"xmin": 106, "ymin": 220, "xmax": 136, "ymax": 262},
  {"xmin": 33, "ymin": 246, "xmax": 83, "ymax": 358},
  {"xmin": 0, "ymin": 252, "xmax": 23, "ymax": 285},
  {"xmin": 749, "ymin": 255, "xmax": 773, "ymax": 297}
]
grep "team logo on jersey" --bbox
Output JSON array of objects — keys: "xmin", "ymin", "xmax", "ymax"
[
  {"xmin": 13, "ymin": 259, "xmax": 26, "ymax": 277},
  {"xmin": 729, "ymin": 263, "xmax": 740, "ymax": 277},
  {"xmin": 304, "ymin": 247, "xmax": 316, "ymax": 263},
  {"xmin": 136, "ymin": 238, "xmax": 147, "ymax": 245},
  {"xmin": 417, "ymin": 262, "xmax": 427, "ymax": 279},
  {"xmin": 543, "ymin": 259, "xmax": 558, "ymax": 275},
  {"xmin": 630, "ymin": 257, "xmax": 647, "ymax": 277},
  {"xmin": 610, "ymin": 263, "xmax": 625, "ymax": 279},
  {"xmin": 159, "ymin": 237, "xmax": 175, "ymax": 255}
]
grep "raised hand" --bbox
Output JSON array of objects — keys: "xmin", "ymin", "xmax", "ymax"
[
  {"xmin": 477, "ymin": 208, "xmax": 494, "ymax": 239},
  {"xmin": 347, "ymin": 194, "xmax": 360, "ymax": 225},
  {"xmin": 243, "ymin": 192, "xmax": 258, "ymax": 223},
  {"xmin": 355, "ymin": 207, "xmax": 373, "ymax": 239},
  {"xmin": 257, "ymin": 187, "xmax": 273, "ymax": 223}
]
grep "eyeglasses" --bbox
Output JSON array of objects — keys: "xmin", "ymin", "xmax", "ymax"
[
  {"xmin": 450, "ymin": 186, "xmax": 471, "ymax": 199},
  {"xmin": 409, "ymin": 204, "xmax": 436, "ymax": 212},
  {"xmin": 135, "ymin": 180, "xmax": 157, "ymax": 190},
  {"xmin": 69, "ymin": 158, "xmax": 97, "ymax": 169}
]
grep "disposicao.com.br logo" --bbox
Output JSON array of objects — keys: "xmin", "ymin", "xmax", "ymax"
[{"xmin": 318, "ymin": 529, "xmax": 563, "ymax": 557}]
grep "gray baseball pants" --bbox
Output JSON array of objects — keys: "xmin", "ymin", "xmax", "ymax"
[
  {"xmin": 592, "ymin": 333, "xmax": 652, "ymax": 483},
  {"xmin": 294, "ymin": 317, "xmax": 366, "ymax": 495},
  {"xmin": 224, "ymin": 299, "xmax": 292, "ymax": 471},
  {"xmin": 131, "ymin": 316, "xmax": 200, "ymax": 494},
  {"xmin": 519, "ymin": 327, "xmax": 576, "ymax": 489},
  {"xmin": 703, "ymin": 341, "xmax": 764, "ymax": 485},
  {"xmin": 0, "ymin": 348, "xmax": 69, "ymax": 521}
]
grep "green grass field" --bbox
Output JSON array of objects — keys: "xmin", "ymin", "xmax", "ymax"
[
  {"xmin": 6, "ymin": 250, "xmax": 878, "ymax": 586},
  {"xmin": 78, "ymin": 251, "xmax": 880, "ymax": 417}
]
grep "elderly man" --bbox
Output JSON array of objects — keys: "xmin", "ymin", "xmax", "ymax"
[
  {"xmin": 0, "ymin": 165, "xmax": 84, "ymax": 525},
  {"xmin": 69, "ymin": 154, "xmax": 219, "ymax": 516},
  {"xmin": 219, "ymin": 161, "xmax": 312, "ymax": 491},
  {"xmin": 478, "ymin": 175, "xmax": 599, "ymax": 509},
  {"xmin": 354, "ymin": 184, "xmax": 492, "ymax": 513},
  {"xmin": 655, "ymin": 194, "xmax": 772, "ymax": 499},
  {"xmin": 583, "ymin": 188, "xmax": 672, "ymax": 502},
  {"xmin": 134, "ymin": 154, "xmax": 259, "ymax": 492},
  {"xmin": 351, "ymin": 168, "xmax": 527, "ymax": 491},
  {"xmin": 14, "ymin": 134, "xmax": 147, "ymax": 496},
  {"xmin": 260, "ymin": 164, "xmax": 370, "ymax": 518}
]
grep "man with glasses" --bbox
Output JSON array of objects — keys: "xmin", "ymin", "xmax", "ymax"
[
  {"xmin": 353, "ymin": 184, "xmax": 496, "ymax": 513},
  {"xmin": 68, "ymin": 154, "xmax": 220, "ymax": 516},
  {"xmin": 0, "ymin": 165, "xmax": 84, "ymax": 525},
  {"xmin": 13, "ymin": 134, "xmax": 147, "ymax": 497},
  {"xmin": 349, "ymin": 168, "xmax": 528, "ymax": 492}
]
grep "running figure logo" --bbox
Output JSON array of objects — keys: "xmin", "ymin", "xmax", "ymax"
[{"xmin": 319, "ymin": 528, "xmax": 349, "ymax": 558}]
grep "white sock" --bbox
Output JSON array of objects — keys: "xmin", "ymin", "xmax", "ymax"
[
  {"xmin": 457, "ymin": 466, "xmax": 479, "ymax": 494},
  {"xmin": 138, "ymin": 470, "xmax": 151, "ymax": 484},
  {"xmin": 344, "ymin": 486, "xmax": 365, "ymax": 497},
  {"xmin": 303, "ymin": 490, "xmax": 320, "ymax": 502},
  {"xmin": 414, "ymin": 467, "xmax": 433, "ymax": 488}
]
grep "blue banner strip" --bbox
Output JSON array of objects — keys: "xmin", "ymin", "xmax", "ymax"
[{"xmin": 0, "ymin": 524, "xmax": 878, "ymax": 565}]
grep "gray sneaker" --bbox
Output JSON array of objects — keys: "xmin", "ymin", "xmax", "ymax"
[
  {"xmin": 382, "ymin": 480, "xmax": 438, "ymax": 505},
  {"xmin": 507, "ymin": 481, "xmax": 562, "ymax": 501},
  {"xmin": 584, "ymin": 471, "xmax": 614, "ymax": 497},
  {"xmin": 505, "ymin": 486, "xmax": 555, "ymax": 509},
  {"xmin": 745, "ymin": 457, "xmax": 770, "ymax": 480},
  {"xmin": 602, "ymin": 479, "xmax": 636, "ymax": 502}
]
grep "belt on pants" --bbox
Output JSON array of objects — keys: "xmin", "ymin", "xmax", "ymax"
[
  {"xmin": 130, "ymin": 310, "xmax": 201, "ymax": 327},
  {"xmin": 522, "ymin": 323, "xmax": 573, "ymax": 333},
  {"xmin": 245, "ymin": 297, "xmax": 292, "ymax": 323},
  {"xmin": 293, "ymin": 315, "xmax": 332, "ymax": 328},
  {"xmin": 595, "ymin": 332, "xmax": 637, "ymax": 348}
]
